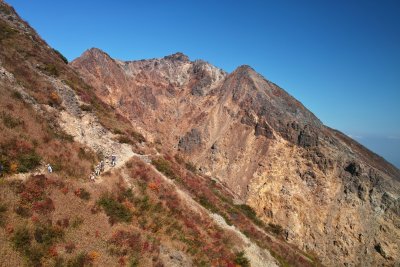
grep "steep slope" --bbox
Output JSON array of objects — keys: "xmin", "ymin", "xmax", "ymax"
[
  {"xmin": 0, "ymin": 2, "xmax": 321, "ymax": 266},
  {"xmin": 72, "ymin": 48, "xmax": 400, "ymax": 266}
]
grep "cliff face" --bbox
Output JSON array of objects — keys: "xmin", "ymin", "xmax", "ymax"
[{"xmin": 72, "ymin": 49, "xmax": 400, "ymax": 266}]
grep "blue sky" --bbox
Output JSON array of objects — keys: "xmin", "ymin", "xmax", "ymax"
[{"xmin": 7, "ymin": 0, "xmax": 400, "ymax": 167}]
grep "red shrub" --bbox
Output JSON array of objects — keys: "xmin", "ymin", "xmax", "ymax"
[
  {"xmin": 32, "ymin": 197, "xmax": 55, "ymax": 214},
  {"xmin": 65, "ymin": 242, "xmax": 76, "ymax": 253},
  {"xmin": 48, "ymin": 246, "xmax": 58, "ymax": 257},
  {"xmin": 60, "ymin": 187, "xmax": 69, "ymax": 195}
]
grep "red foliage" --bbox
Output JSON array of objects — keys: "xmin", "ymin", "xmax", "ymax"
[
  {"xmin": 65, "ymin": 242, "xmax": 76, "ymax": 253},
  {"xmin": 60, "ymin": 187, "xmax": 69, "ymax": 195},
  {"xmin": 118, "ymin": 257, "xmax": 126, "ymax": 266},
  {"xmin": 142, "ymin": 241, "xmax": 150, "ymax": 252},
  {"xmin": 5, "ymin": 224, "xmax": 14, "ymax": 235},
  {"xmin": 19, "ymin": 175, "xmax": 47, "ymax": 203},
  {"xmin": 56, "ymin": 218, "xmax": 69, "ymax": 228},
  {"xmin": 48, "ymin": 246, "xmax": 58, "ymax": 257},
  {"xmin": 148, "ymin": 181, "xmax": 159, "ymax": 191},
  {"xmin": 32, "ymin": 197, "xmax": 55, "ymax": 214},
  {"xmin": 109, "ymin": 230, "xmax": 142, "ymax": 253},
  {"xmin": 31, "ymin": 215, "xmax": 39, "ymax": 223}
]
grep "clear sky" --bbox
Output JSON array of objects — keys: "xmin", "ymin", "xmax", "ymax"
[{"xmin": 6, "ymin": 0, "xmax": 400, "ymax": 167}]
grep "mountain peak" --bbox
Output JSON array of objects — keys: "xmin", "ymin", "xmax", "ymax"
[
  {"xmin": 82, "ymin": 47, "xmax": 111, "ymax": 58},
  {"xmin": 163, "ymin": 52, "xmax": 190, "ymax": 62}
]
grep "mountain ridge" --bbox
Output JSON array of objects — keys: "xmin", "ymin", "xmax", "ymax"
[{"xmin": 71, "ymin": 46, "xmax": 400, "ymax": 266}]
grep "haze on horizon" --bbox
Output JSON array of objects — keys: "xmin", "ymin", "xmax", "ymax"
[{"xmin": 7, "ymin": 0, "xmax": 400, "ymax": 168}]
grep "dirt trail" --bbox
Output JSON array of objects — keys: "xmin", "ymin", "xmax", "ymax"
[{"xmin": 146, "ymin": 163, "xmax": 279, "ymax": 267}]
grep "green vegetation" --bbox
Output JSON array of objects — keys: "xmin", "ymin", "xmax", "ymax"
[
  {"xmin": 234, "ymin": 251, "xmax": 250, "ymax": 267},
  {"xmin": 76, "ymin": 188, "xmax": 91, "ymax": 201},
  {"xmin": 1, "ymin": 112, "xmax": 23, "ymax": 128},
  {"xmin": 0, "ymin": 20, "xmax": 17, "ymax": 40},
  {"xmin": 11, "ymin": 90, "xmax": 23, "ymax": 100},
  {"xmin": 41, "ymin": 63, "xmax": 59, "ymax": 77},
  {"xmin": 129, "ymin": 256, "xmax": 139, "ymax": 267},
  {"xmin": 0, "ymin": 203, "xmax": 7, "ymax": 226},
  {"xmin": 198, "ymin": 195, "xmax": 218, "ymax": 213},
  {"xmin": 66, "ymin": 252, "xmax": 91, "ymax": 267},
  {"xmin": 185, "ymin": 161, "xmax": 197, "ymax": 173},
  {"xmin": 71, "ymin": 216, "xmax": 84, "ymax": 229},
  {"xmin": 130, "ymin": 130, "xmax": 145, "ymax": 143},
  {"xmin": 11, "ymin": 227, "xmax": 32, "ymax": 252},
  {"xmin": 236, "ymin": 204, "xmax": 264, "ymax": 226},
  {"xmin": 268, "ymin": 223, "xmax": 284, "ymax": 236},
  {"xmin": 79, "ymin": 104, "xmax": 92, "ymax": 112},
  {"xmin": 52, "ymin": 48, "xmax": 68, "ymax": 64},
  {"xmin": 34, "ymin": 224, "xmax": 64, "ymax": 246},
  {"xmin": 16, "ymin": 151, "xmax": 41, "ymax": 173},
  {"xmin": 152, "ymin": 157, "xmax": 176, "ymax": 179},
  {"xmin": 98, "ymin": 195, "xmax": 132, "ymax": 223}
]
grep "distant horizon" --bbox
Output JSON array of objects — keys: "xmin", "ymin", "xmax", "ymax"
[{"xmin": 6, "ymin": 0, "xmax": 400, "ymax": 168}]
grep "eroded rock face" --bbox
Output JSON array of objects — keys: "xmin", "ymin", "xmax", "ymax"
[{"xmin": 71, "ymin": 48, "xmax": 400, "ymax": 266}]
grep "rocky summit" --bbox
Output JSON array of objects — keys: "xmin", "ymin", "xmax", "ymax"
[{"xmin": 0, "ymin": 1, "xmax": 399, "ymax": 266}]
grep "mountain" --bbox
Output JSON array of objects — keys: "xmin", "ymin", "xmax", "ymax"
[
  {"xmin": 0, "ymin": 0, "xmax": 399, "ymax": 266},
  {"xmin": 71, "ymin": 48, "xmax": 400, "ymax": 266},
  {"xmin": 0, "ymin": 2, "xmax": 322, "ymax": 267}
]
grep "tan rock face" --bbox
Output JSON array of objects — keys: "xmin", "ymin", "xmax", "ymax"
[{"xmin": 71, "ymin": 49, "xmax": 400, "ymax": 266}]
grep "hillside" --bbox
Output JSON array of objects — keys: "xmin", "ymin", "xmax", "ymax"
[
  {"xmin": 0, "ymin": 2, "xmax": 324, "ymax": 267},
  {"xmin": 71, "ymin": 43, "xmax": 400, "ymax": 265}
]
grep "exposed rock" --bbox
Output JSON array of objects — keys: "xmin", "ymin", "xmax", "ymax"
[
  {"xmin": 345, "ymin": 161, "xmax": 362, "ymax": 176},
  {"xmin": 178, "ymin": 128, "xmax": 202, "ymax": 152},
  {"xmin": 163, "ymin": 52, "xmax": 190, "ymax": 62}
]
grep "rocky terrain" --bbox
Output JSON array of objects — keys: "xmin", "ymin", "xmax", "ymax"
[{"xmin": 71, "ymin": 46, "xmax": 400, "ymax": 266}]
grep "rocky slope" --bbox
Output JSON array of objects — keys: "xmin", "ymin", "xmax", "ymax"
[{"xmin": 71, "ymin": 48, "xmax": 400, "ymax": 266}]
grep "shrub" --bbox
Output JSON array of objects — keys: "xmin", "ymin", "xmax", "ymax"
[
  {"xmin": 117, "ymin": 135, "xmax": 133, "ymax": 145},
  {"xmin": 152, "ymin": 158, "xmax": 176, "ymax": 179},
  {"xmin": 41, "ymin": 63, "xmax": 59, "ymax": 77},
  {"xmin": 25, "ymin": 245, "xmax": 45, "ymax": 267},
  {"xmin": 11, "ymin": 227, "xmax": 31, "ymax": 252},
  {"xmin": 130, "ymin": 130, "xmax": 145, "ymax": 143},
  {"xmin": 49, "ymin": 91, "xmax": 62, "ymax": 107},
  {"xmin": 71, "ymin": 217, "xmax": 84, "ymax": 229},
  {"xmin": 236, "ymin": 204, "xmax": 263, "ymax": 225},
  {"xmin": 0, "ymin": 203, "xmax": 7, "ymax": 227},
  {"xmin": 234, "ymin": 251, "xmax": 250, "ymax": 267},
  {"xmin": 79, "ymin": 104, "xmax": 92, "ymax": 112},
  {"xmin": 0, "ymin": 21, "xmax": 17, "ymax": 40},
  {"xmin": 198, "ymin": 196, "xmax": 217, "ymax": 213},
  {"xmin": 17, "ymin": 151, "xmax": 41, "ymax": 173},
  {"xmin": 52, "ymin": 49, "xmax": 68, "ymax": 64},
  {"xmin": 32, "ymin": 197, "xmax": 55, "ymax": 214},
  {"xmin": 66, "ymin": 252, "xmax": 92, "ymax": 267},
  {"xmin": 75, "ymin": 188, "xmax": 91, "ymax": 201},
  {"xmin": 14, "ymin": 204, "xmax": 32, "ymax": 217},
  {"xmin": 268, "ymin": 223, "xmax": 284, "ymax": 236},
  {"xmin": 1, "ymin": 112, "xmax": 23, "ymax": 128},
  {"xmin": 11, "ymin": 90, "xmax": 23, "ymax": 100},
  {"xmin": 185, "ymin": 162, "xmax": 197, "ymax": 173},
  {"xmin": 129, "ymin": 256, "xmax": 139, "ymax": 267},
  {"xmin": 34, "ymin": 224, "xmax": 64, "ymax": 246},
  {"xmin": 98, "ymin": 195, "xmax": 132, "ymax": 223},
  {"xmin": 65, "ymin": 242, "xmax": 76, "ymax": 253}
]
